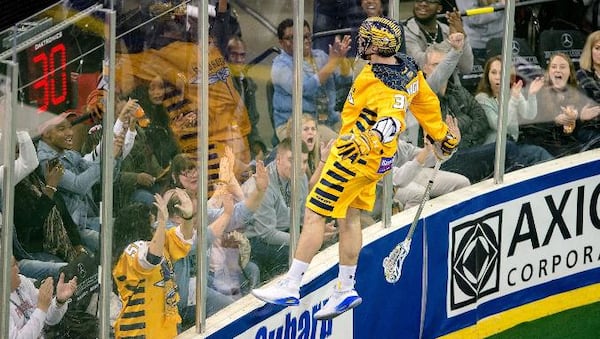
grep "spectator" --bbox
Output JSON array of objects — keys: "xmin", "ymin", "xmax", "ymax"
[
  {"xmin": 37, "ymin": 112, "xmax": 124, "ymax": 252},
  {"xmin": 423, "ymin": 40, "xmax": 551, "ymax": 182},
  {"xmin": 13, "ymin": 159, "xmax": 88, "ymax": 279},
  {"xmin": 112, "ymin": 189, "xmax": 195, "ymax": 338},
  {"xmin": 117, "ymin": 36, "xmax": 253, "ymax": 191},
  {"xmin": 0, "ymin": 130, "xmax": 70, "ymax": 282},
  {"xmin": 576, "ymin": 31, "xmax": 600, "ymax": 147},
  {"xmin": 167, "ymin": 150, "xmax": 267, "ymax": 324},
  {"xmin": 0, "ymin": 130, "xmax": 38, "ymax": 188},
  {"xmin": 392, "ymin": 116, "xmax": 470, "ymax": 210},
  {"xmin": 265, "ymin": 114, "xmax": 335, "ymax": 189},
  {"xmin": 475, "ymin": 55, "xmax": 552, "ymax": 155},
  {"xmin": 244, "ymin": 138, "xmax": 330, "ymax": 281},
  {"xmin": 207, "ymin": 150, "xmax": 266, "ymax": 298},
  {"xmin": 272, "ymin": 19, "xmax": 352, "ymax": 142},
  {"xmin": 9, "ymin": 255, "xmax": 77, "ymax": 339},
  {"xmin": 110, "ymin": 99, "xmax": 170, "ymax": 209},
  {"xmin": 186, "ymin": 0, "xmax": 242, "ymax": 54},
  {"xmin": 226, "ymin": 36, "xmax": 262, "ymax": 147},
  {"xmin": 130, "ymin": 75, "xmax": 181, "ymax": 168},
  {"xmin": 584, "ymin": 0, "xmax": 600, "ymax": 32},
  {"xmin": 404, "ymin": 0, "xmax": 474, "ymax": 77},
  {"xmin": 523, "ymin": 52, "xmax": 600, "ymax": 156},
  {"xmin": 312, "ymin": 0, "xmax": 367, "ymax": 54},
  {"xmin": 455, "ymin": 0, "xmax": 505, "ymax": 65}
]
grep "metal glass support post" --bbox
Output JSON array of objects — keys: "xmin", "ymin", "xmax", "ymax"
[
  {"xmin": 194, "ymin": 0, "xmax": 209, "ymax": 333},
  {"xmin": 289, "ymin": 0, "xmax": 305, "ymax": 261},
  {"xmin": 382, "ymin": 0, "xmax": 401, "ymax": 228},
  {"xmin": 0, "ymin": 59, "xmax": 18, "ymax": 339},
  {"xmin": 494, "ymin": 0, "xmax": 516, "ymax": 184},
  {"xmin": 99, "ymin": 8, "xmax": 116, "ymax": 339}
]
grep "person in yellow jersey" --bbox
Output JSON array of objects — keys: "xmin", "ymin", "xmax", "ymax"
[
  {"xmin": 252, "ymin": 16, "xmax": 460, "ymax": 320},
  {"xmin": 112, "ymin": 188, "xmax": 196, "ymax": 338}
]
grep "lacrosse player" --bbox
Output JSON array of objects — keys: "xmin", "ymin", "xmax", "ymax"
[{"xmin": 252, "ymin": 16, "xmax": 459, "ymax": 320}]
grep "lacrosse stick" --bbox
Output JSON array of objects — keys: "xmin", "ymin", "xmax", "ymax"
[{"xmin": 383, "ymin": 159, "xmax": 442, "ymax": 283}]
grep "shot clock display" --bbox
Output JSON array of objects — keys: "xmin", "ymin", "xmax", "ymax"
[
  {"xmin": 15, "ymin": 25, "xmax": 104, "ymax": 115},
  {"xmin": 26, "ymin": 30, "xmax": 69, "ymax": 113}
]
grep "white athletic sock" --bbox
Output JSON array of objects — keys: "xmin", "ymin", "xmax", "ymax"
[
  {"xmin": 287, "ymin": 259, "xmax": 309, "ymax": 285},
  {"xmin": 338, "ymin": 265, "xmax": 357, "ymax": 291}
]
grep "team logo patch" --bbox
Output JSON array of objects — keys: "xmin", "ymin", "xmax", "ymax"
[
  {"xmin": 449, "ymin": 210, "xmax": 502, "ymax": 311},
  {"xmin": 377, "ymin": 156, "xmax": 394, "ymax": 174}
]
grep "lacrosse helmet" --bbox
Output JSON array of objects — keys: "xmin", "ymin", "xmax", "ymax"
[{"xmin": 357, "ymin": 16, "xmax": 403, "ymax": 59}]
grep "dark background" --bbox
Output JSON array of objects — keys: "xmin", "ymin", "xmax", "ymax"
[{"xmin": 1, "ymin": 0, "xmax": 60, "ymax": 31}]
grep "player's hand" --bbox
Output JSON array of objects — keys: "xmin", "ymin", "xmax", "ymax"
[
  {"xmin": 427, "ymin": 116, "xmax": 459, "ymax": 160},
  {"xmin": 429, "ymin": 131, "xmax": 459, "ymax": 160},
  {"xmin": 336, "ymin": 130, "xmax": 383, "ymax": 162}
]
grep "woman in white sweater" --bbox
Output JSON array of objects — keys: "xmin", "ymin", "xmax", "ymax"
[{"xmin": 474, "ymin": 55, "xmax": 544, "ymax": 144}]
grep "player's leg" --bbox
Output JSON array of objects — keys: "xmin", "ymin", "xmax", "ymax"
[
  {"xmin": 314, "ymin": 207, "xmax": 363, "ymax": 320},
  {"xmin": 251, "ymin": 158, "xmax": 367, "ymax": 308},
  {"xmin": 251, "ymin": 207, "xmax": 327, "ymax": 306}
]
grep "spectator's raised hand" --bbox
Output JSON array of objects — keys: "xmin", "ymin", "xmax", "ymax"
[
  {"xmin": 86, "ymin": 89, "xmax": 106, "ymax": 123},
  {"xmin": 511, "ymin": 79, "xmax": 523, "ymax": 98},
  {"xmin": 219, "ymin": 149, "xmax": 234, "ymax": 185},
  {"xmin": 324, "ymin": 220, "xmax": 338, "ymax": 241},
  {"xmin": 254, "ymin": 160, "xmax": 268, "ymax": 192},
  {"xmin": 113, "ymin": 133, "xmax": 125, "ymax": 159},
  {"xmin": 528, "ymin": 76, "xmax": 544, "ymax": 96},
  {"xmin": 580, "ymin": 103, "xmax": 600, "ymax": 121},
  {"xmin": 329, "ymin": 34, "xmax": 352, "ymax": 60},
  {"xmin": 446, "ymin": 9, "xmax": 465, "ymax": 35},
  {"xmin": 320, "ymin": 139, "xmax": 335, "ymax": 162},
  {"xmin": 448, "ymin": 32, "xmax": 465, "ymax": 51},
  {"xmin": 45, "ymin": 159, "xmax": 64, "ymax": 189},
  {"xmin": 173, "ymin": 188, "xmax": 194, "ymax": 219},
  {"xmin": 154, "ymin": 192, "xmax": 169, "ymax": 224},
  {"xmin": 55, "ymin": 272, "xmax": 77, "ymax": 304},
  {"xmin": 37, "ymin": 277, "xmax": 54, "ymax": 312},
  {"xmin": 446, "ymin": 114, "xmax": 461, "ymax": 143},
  {"xmin": 222, "ymin": 191, "xmax": 234, "ymax": 216}
]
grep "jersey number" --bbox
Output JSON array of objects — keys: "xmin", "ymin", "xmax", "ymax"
[{"xmin": 393, "ymin": 94, "xmax": 407, "ymax": 110}]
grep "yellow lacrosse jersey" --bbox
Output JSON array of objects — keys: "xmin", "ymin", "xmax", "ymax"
[
  {"xmin": 338, "ymin": 56, "xmax": 448, "ymax": 177},
  {"xmin": 112, "ymin": 227, "xmax": 192, "ymax": 339},
  {"xmin": 116, "ymin": 41, "xmax": 252, "ymax": 190}
]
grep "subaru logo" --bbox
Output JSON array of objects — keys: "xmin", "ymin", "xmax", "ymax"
[{"xmin": 561, "ymin": 33, "xmax": 574, "ymax": 48}]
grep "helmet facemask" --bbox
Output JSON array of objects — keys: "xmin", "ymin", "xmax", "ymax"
[{"xmin": 358, "ymin": 35, "xmax": 372, "ymax": 60}]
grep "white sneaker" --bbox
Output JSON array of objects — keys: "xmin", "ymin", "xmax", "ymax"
[
  {"xmin": 314, "ymin": 287, "xmax": 362, "ymax": 320},
  {"xmin": 251, "ymin": 278, "xmax": 300, "ymax": 306}
]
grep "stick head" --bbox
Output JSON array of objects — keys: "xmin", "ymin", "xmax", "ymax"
[{"xmin": 383, "ymin": 239, "xmax": 412, "ymax": 283}]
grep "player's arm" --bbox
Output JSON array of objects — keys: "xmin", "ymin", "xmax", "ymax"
[
  {"xmin": 336, "ymin": 108, "xmax": 401, "ymax": 162},
  {"xmin": 411, "ymin": 72, "xmax": 459, "ymax": 159}
]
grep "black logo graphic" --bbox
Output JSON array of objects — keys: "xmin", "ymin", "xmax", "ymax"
[
  {"xmin": 561, "ymin": 33, "xmax": 574, "ymax": 48},
  {"xmin": 450, "ymin": 211, "xmax": 502, "ymax": 311},
  {"xmin": 512, "ymin": 41, "xmax": 521, "ymax": 55}
]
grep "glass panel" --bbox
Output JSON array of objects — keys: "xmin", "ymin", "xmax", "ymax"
[
  {"xmin": 2, "ymin": 2, "xmax": 106, "ymax": 339},
  {"xmin": 4, "ymin": 0, "xmax": 598, "ymax": 337},
  {"xmin": 204, "ymin": 1, "xmax": 295, "ymax": 312},
  {"xmin": 111, "ymin": 0, "xmax": 199, "ymax": 335}
]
